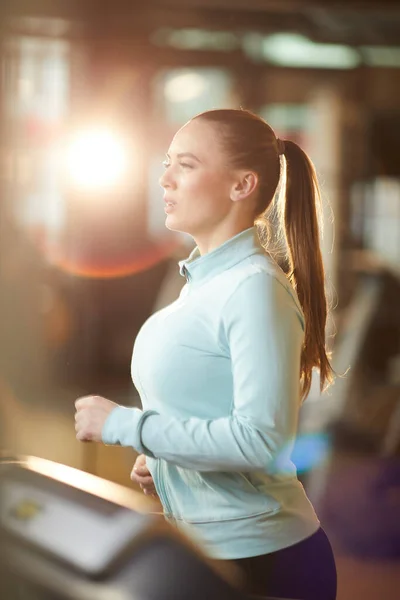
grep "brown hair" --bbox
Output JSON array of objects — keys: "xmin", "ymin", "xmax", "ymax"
[{"xmin": 192, "ymin": 108, "xmax": 333, "ymax": 401}]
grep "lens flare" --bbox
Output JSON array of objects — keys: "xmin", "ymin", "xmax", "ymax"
[
  {"xmin": 33, "ymin": 232, "xmax": 181, "ymax": 279},
  {"xmin": 65, "ymin": 129, "xmax": 128, "ymax": 191}
]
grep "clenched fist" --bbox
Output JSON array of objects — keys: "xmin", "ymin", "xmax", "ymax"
[
  {"xmin": 75, "ymin": 395, "xmax": 118, "ymax": 442},
  {"xmin": 131, "ymin": 453, "xmax": 158, "ymax": 498}
]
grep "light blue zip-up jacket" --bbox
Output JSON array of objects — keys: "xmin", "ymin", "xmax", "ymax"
[{"xmin": 102, "ymin": 227, "xmax": 319, "ymax": 559}]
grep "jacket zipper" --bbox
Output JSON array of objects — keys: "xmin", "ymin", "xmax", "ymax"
[
  {"xmin": 182, "ymin": 265, "xmax": 191, "ymax": 283},
  {"xmin": 156, "ymin": 459, "xmax": 173, "ymax": 516}
]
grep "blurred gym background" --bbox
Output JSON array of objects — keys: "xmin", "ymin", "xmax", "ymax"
[{"xmin": 0, "ymin": 1, "xmax": 400, "ymax": 598}]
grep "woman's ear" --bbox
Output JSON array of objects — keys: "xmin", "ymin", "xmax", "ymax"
[{"xmin": 230, "ymin": 171, "xmax": 259, "ymax": 202}]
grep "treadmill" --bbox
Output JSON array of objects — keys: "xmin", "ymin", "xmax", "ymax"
[{"xmin": 0, "ymin": 455, "xmax": 296, "ymax": 600}]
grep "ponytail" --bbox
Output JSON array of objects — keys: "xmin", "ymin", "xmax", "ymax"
[
  {"xmin": 278, "ymin": 140, "xmax": 333, "ymax": 401},
  {"xmin": 192, "ymin": 108, "xmax": 333, "ymax": 401}
]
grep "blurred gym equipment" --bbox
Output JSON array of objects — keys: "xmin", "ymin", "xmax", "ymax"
[{"xmin": 0, "ymin": 455, "xmax": 294, "ymax": 600}]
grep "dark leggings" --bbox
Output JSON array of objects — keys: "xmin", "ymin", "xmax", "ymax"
[{"xmin": 226, "ymin": 528, "xmax": 337, "ymax": 600}]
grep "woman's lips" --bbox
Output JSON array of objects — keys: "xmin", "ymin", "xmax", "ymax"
[{"xmin": 164, "ymin": 198, "xmax": 176, "ymax": 213}]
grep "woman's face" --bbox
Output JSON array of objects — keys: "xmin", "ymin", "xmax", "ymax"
[{"xmin": 159, "ymin": 119, "xmax": 238, "ymax": 237}]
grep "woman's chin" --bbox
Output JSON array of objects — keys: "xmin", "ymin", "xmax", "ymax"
[{"xmin": 165, "ymin": 215, "xmax": 184, "ymax": 232}]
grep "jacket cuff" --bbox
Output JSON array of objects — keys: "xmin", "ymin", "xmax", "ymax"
[{"xmin": 101, "ymin": 406, "xmax": 158, "ymax": 456}]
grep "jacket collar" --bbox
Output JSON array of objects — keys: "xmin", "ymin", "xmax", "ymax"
[{"xmin": 178, "ymin": 227, "xmax": 264, "ymax": 286}]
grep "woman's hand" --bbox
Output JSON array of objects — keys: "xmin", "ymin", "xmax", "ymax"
[
  {"xmin": 131, "ymin": 453, "xmax": 158, "ymax": 497},
  {"xmin": 75, "ymin": 395, "xmax": 118, "ymax": 442}
]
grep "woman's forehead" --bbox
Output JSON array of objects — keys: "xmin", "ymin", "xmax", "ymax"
[{"xmin": 168, "ymin": 120, "xmax": 221, "ymax": 157}]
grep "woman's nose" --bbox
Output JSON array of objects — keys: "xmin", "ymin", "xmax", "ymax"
[{"xmin": 159, "ymin": 168, "xmax": 175, "ymax": 189}]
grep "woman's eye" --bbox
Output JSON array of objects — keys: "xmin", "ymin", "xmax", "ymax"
[{"xmin": 162, "ymin": 161, "xmax": 193, "ymax": 169}]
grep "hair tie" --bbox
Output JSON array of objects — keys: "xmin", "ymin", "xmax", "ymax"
[{"xmin": 277, "ymin": 138, "xmax": 285, "ymax": 156}]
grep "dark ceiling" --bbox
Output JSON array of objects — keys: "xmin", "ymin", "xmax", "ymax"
[{"xmin": 1, "ymin": 0, "xmax": 400, "ymax": 46}]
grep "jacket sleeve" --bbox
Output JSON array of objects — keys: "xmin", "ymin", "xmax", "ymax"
[{"xmin": 102, "ymin": 272, "xmax": 304, "ymax": 472}]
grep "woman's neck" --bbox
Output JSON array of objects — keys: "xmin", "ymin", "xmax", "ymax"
[{"xmin": 193, "ymin": 220, "xmax": 255, "ymax": 256}]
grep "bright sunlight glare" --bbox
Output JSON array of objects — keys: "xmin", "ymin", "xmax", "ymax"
[{"xmin": 65, "ymin": 129, "xmax": 129, "ymax": 191}]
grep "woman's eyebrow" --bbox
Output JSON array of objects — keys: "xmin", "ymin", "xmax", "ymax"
[{"xmin": 166, "ymin": 152, "xmax": 202, "ymax": 163}]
